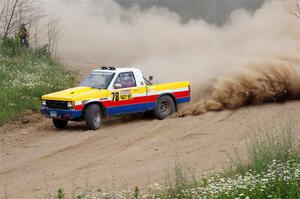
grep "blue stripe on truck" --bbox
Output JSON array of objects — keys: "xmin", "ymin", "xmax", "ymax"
[
  {"xmin": 107, "ymin": 102, "xmax": 156, "ymax": 116},
  {"xmin": 176, "ymin": 97, "xmax": 191, "ymax": 104},
  {"xmin": 107, "ymin": 97, "xmax": 190, "ymax": 116}
]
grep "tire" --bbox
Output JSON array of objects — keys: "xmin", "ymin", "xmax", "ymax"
[
  {"xmin": 153, "ymin": 95, "xmax": 176, "ymax": 120},
  {"xmin": 85, "ymin": 104, "xmax": 102, "ymax": 130},
  {"xmin": 53, "ymin": 119, "xmax": 68, "ymax": 129}
]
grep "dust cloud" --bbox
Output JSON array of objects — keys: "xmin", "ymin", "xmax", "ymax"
[
  {"xmin": 42, "ymin": 0, "xmax": 300, "ymax": 115},
  {"xmin": 179, "ymin": 60, "xmax": 300, "ymax": 116}
]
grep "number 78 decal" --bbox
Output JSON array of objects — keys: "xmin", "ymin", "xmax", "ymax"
[{"xmin": 112, "ymin": 91, "xmax": 132, "ymax": 101}]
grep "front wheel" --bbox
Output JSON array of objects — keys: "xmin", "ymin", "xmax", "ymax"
[
  {"xmin": 85, "ymin": 104, "xmax": 102, "ymax": 130},
  {"xmin": 153, "ymin": 95, "xmax": 176, "ymax": 120},
  {"xmin": 53, "ymin": 119, "xmax": 68, "ymax": 129}
]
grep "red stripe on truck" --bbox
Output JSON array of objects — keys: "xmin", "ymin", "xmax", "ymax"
[{"xmin": 74, "ymin": 90, "xmax": 190, "ymax": 110}]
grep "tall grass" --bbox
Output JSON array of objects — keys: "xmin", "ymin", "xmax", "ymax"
[
  {"xmin": 53, "ymin": 124, "xmax": 300, "ymax": 199},
  {"xmin": 155, "ymin": 124, "xmax": 300, "ymax": 199},
  {"xmin": 233, "ymin": 123, "xmax": 299, "ymax": 175},
  {"xmin": 0, "ymin": 37, "xmax": 77, "ymax": 124}
]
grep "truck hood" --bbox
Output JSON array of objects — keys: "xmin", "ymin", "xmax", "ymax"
[{"xmin": 41, "ymin": 86, "xmax": 107, "ymax": 101}]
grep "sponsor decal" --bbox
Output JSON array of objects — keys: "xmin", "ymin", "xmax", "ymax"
[
  {"xmin": 120, "ymin": 89, "xmax": 131, "ymax": 95},
  {"xmin": 112, "ymin": 91, "xmax": 132, "ymax": 101}
]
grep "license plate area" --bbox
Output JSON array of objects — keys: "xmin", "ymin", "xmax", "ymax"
[{"xmin": 50, "ymin": 111, "xmax": 57, "ymax": 117}]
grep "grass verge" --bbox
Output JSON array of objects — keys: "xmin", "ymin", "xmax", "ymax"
[
  {"xmin": 0, "ymin": 38, "xmax": 77, "ymax": 125},
  {"xmin": 52, "ymin": 123, "xmax": 300, "ymax": 199}
]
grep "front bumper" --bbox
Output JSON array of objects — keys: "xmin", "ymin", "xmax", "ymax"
[{"xmin": 40, "ymin": 108, "xmax": 82, "ymax": 119}]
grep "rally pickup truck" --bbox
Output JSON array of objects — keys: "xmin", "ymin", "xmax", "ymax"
[{"xmin": 41, "ymin": 67, "xmax": 191, "ymax": 130}]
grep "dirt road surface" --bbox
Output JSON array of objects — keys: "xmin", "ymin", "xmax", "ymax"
[{"xmin": 1, "ymin": 100, "xmax": 300, "ymax": 198}]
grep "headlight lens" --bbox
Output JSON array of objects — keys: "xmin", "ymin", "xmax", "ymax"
[
  {"xmin": 41, "ymin": 100, "xmax": 46, "ymax": 106},
  {"xmin": 67, "ymin": 101, "xmax": 73, "ymax": 108}
]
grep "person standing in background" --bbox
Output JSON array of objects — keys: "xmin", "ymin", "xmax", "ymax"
[{"xmin": 19, "ymin": 24, "xmax": 29, "ymax": 48}]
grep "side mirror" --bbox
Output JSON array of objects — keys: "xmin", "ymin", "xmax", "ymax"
[
  {"xmin": 113, "ymin": 83, "xmax": 122, "ymax": 89},
  {"xmin": 149, "ymin": 76, "xmax": 153, "ymax": 81}
]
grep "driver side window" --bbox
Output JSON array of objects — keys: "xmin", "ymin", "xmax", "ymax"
[{"xmin": 114, "ymin": 72, "xmax": 137, "ymax": 89}]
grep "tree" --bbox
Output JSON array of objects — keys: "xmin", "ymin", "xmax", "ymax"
[
  {"xmin": 4, "ymin": 0, "xmax": 19, "ymax": 38},
  {"xmin": 46, "ymin": 16, "xmax": 61, "ymax": 56},
  {"xmin": 294, "ymin": 0, "xmax": 300, "ymax": 19},
  {"xmin": 0, "ymin": 0, "xmax": 45, "ymax": 38},
  {"xmin": 0, "ymin": 0, "xmax": 61, "ymax": 56}
]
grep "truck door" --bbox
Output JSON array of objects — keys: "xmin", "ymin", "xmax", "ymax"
[{"xmin": 108, "ymin": 72, "xmax": 147, "ymax": 115}]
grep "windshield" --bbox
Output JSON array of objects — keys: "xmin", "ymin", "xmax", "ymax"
[{"xmin": 80, "ymin": 72, "xmax": 115, "ymax": 89}]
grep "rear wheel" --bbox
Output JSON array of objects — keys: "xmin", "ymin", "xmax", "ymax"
[
  {"xmin": 53, "ymin": 119, "xmax": 68, "ymax": 129},
  {"xmin": 153, "ymin": 95, "xmax": 175, "ymax": 120},
  {"xmin": 85, "ymin": 104, "xmax": 102, "ymax": 130}
]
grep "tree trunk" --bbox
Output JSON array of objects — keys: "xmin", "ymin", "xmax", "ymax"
[{"xmin": 4, "ymin": 0, "xmax": 19, "ymax": 38}]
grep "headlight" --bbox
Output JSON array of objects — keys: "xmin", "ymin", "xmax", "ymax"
[
  {"xmin": 41, "ymin": 100, "xmax": 46, "ymax": 106},
  {"xmin": 67, "ymin": 102, "xmax": 74, "ymax": 108}
]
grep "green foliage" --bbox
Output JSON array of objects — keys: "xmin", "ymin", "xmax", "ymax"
[
  {"xmin": 144, "ymin": 125, "xmax": 300, "ymax": 199},
  {"xmin": 133, "ymin": 186, "xmax": 140, "ymax": 199},
  {"xmin": 56, "ymin": 188, "xmax": 65, "ymax": 199},
  {"xmin": 162, "ymin": 162, "xmax": 192, "ymax": 199},
  {"xmin": 233, "ymin": 124, "xmax": 298, "ymax": 175},
  {"xmin": 60, "ymin": 124, "xmax": 300, "ymax": 199},
  {"xmin": 0, "ymin": 37, "xmax": 49, "ymax": 58},
  {"xmin": 0, "ymin": 37, "xmax": 77, "ymax": 124}
]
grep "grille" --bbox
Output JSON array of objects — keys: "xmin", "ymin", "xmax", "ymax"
[{"xmin": 46, "ymin": 100, "xmax": 68, "ymax": 110}]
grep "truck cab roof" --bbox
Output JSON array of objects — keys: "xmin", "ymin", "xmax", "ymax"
[
  {"xmin": 92, "ymin": 67, "xmax": 141, "ymax": 74},
  {"xmin": 91, "ymin": 67, "xmax": 145, "ymax": 89}
]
